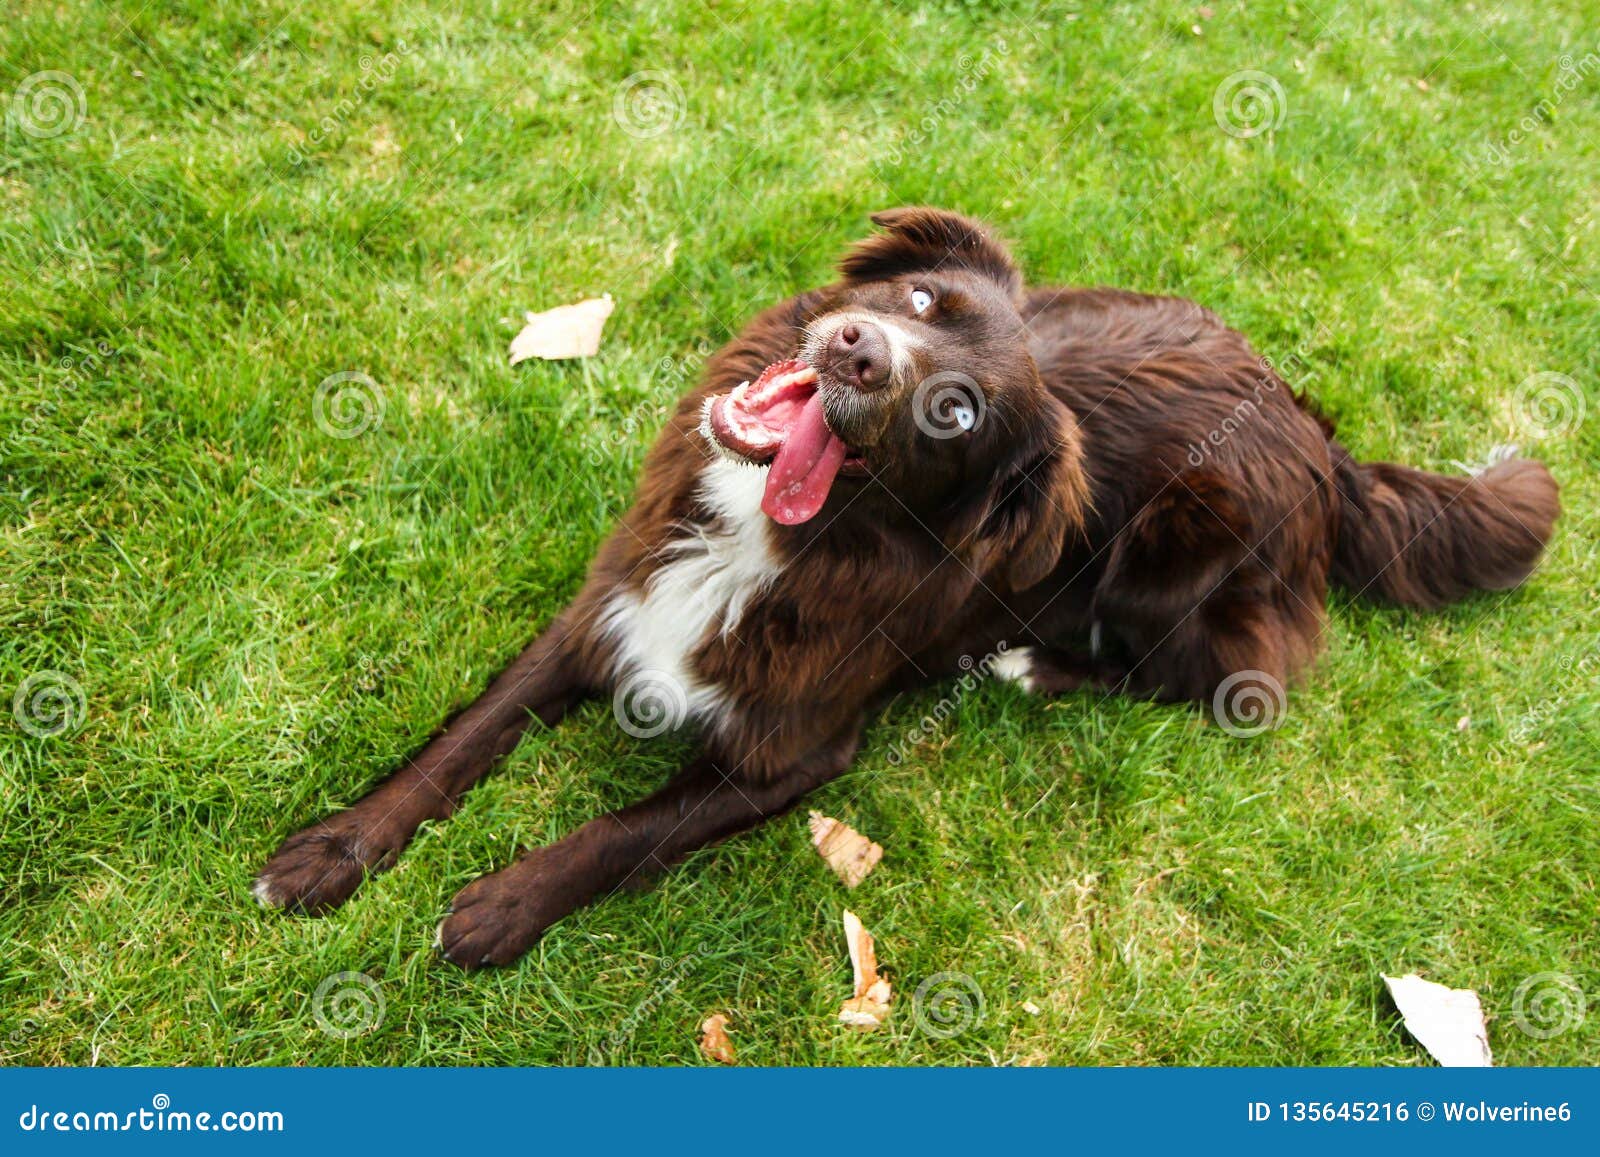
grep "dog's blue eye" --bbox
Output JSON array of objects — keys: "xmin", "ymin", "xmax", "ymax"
[{"xmin": 911, "ymin": 288, "xmax": 933, "ymax": 314}]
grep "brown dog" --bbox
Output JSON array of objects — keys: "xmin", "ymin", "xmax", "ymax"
[{"xmin": 255, "ymin": 208, "xmax": 1559, "ymax": 967}]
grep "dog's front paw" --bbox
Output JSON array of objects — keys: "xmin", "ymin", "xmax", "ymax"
[
  {"xmin": 254, "ymin": 821, "xmax": 382, "ymax": 915},
  {"xmin": 437, "ymin": 848, "xmax": 575, "ymax": 969}
]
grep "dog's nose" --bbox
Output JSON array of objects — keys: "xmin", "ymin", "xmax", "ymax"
[{"xmin": 826, "ymin": 321, "xmax": 890, "ymax": 390}]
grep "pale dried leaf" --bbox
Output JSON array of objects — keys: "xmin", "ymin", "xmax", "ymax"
[
  {"xmin": 843, "ymin": 909, "xmax": 877, "ymax": 993},
  {"xmin": 838, "ymin": 909, "xmax": 891, "ymax": 1029},
  {"xmin": 1383, "ymin": 973, "xmax": 1493, "ymax": 1067},
  {"xmin": 698, "ymin": 1013, "xmax": 736, "ymax": 1065},
  {"xmin": 808, "ymin": 811, "xmax": 883, "ymax": 888},
  {"xmin": 838, "ymin": 998, "xmax": 886, "ymax": 1028},
  {"xmin": 508, "ymin": 294, "xmax": 614, "ymax": 363}
]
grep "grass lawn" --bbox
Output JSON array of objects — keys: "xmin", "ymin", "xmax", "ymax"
[{"xmin": 2, "ymin": 0, "xmax": 1597, "ymax": 1066}]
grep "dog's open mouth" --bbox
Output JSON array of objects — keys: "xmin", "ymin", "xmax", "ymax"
[{"xmin": 705, "ymin": 359, "xmax": 867, "ymax": 525}]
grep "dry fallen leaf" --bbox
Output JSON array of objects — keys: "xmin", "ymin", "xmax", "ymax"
[
  {"xmin": 838, "ymin": 909, "xmax": 892, "ymax": 1029},
  {"xmin": 508, "ymin": 294, "xmax": 614, "ymax": 363},
  {"xmin": 698, "ymin": 1013, "xmax": 736, "ymax": 1064},
  {"xmin": 809, "ymin": 811, "xmax": 883, "ymax": 888},
  {"xmin": 1383, "ymin": 973, "xmax": 1493, "ymax": 1067}
]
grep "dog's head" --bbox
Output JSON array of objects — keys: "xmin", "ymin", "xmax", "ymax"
[{"xmin": 703, "ymin": 207, "xmax": 1086, "ymax": 591}]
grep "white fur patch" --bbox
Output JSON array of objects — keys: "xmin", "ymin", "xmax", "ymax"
[
  {"xmin": 252, "ymin": 876, "xmax": 283, "ymax": 909},
  {"xmin": 600, "ymin": 457, "xmax": 784, "ymax": 729},
  {"xmin": 990, "ymin": 645, "xmax": 1037, "ymax": 693}
]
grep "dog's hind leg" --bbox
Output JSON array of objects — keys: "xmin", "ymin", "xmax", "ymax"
[
  {"xmin": 254, "ymin": 607, "xmax": 592, "ymax": 915},
  {"xmin": 436, "ymin": 722, "xmax": 862, "ymax": 969}
]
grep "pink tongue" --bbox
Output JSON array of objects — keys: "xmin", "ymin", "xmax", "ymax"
[{"xmin": 761, "ymin": 393, "xmax": 847, "ymax": 525}]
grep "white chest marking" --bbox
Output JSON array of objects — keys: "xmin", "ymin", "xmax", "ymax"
[{"xmin": 601, "ymin": 458, "xmax": 782, "ymax": 729}]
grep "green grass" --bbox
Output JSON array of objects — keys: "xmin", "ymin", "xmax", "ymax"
[{"xmin": 2, "ymin": 0, "xmax": 1597, "ymax": 1066}]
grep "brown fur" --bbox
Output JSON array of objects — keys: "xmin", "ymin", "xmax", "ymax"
[{"xmin": 255, "ymin": 209, "xmax": 1560, "ymax": 966}]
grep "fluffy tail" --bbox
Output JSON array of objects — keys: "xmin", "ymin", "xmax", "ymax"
[{"xmin": 1329, "ymin": 443, "xmax": 1560, "ymax": 609}]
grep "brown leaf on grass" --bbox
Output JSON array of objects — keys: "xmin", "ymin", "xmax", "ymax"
[
  {"xmin": 508, "ymin": 294, "xmax": 615, "ymax": 363},
  {"xmin": 698, "ymin": 1013, "xmax": 736, "ymax": 1064},
  {"xmin": 808, "ymin": 811, "xmax": 883, "ymax": 888},
  {"xmin": 837, "ymin": 909, "xmax": 892, "ymax": 1029}
]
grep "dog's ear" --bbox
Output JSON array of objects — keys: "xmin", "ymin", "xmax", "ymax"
[
  {"xmin": 948, "ymin": 395, "xmax": 1089, "ymax": 592},
  {"xmin": 840, "ymin": 207, "xmax": 1022, "ymax": 299}
]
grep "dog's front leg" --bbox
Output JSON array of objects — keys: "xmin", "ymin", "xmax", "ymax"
[
  {"xmin": 255, "ymin": 607, "xmax": 591, "ymax": 915},
  {"xmin": 437, "ymin": 722, "xmax": 862, "ymax": 969}
]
